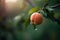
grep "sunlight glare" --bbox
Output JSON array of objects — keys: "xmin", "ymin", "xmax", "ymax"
[{"xmin": 5, "ymin": 0, "xmax": 17, "ymax": 3}]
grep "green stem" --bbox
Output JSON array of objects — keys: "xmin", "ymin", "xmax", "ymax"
[{"xmin": 33, "ymin": 25, "xmax": 36, "ymax": 30}]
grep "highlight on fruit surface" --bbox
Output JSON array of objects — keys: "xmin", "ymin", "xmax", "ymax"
[{"xmin": 30, "ymin": 12, "xmax": 43, "ymax": 25}]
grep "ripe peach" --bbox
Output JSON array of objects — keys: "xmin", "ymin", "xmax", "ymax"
[{"xmin": 30, "ymin": 12, "xmax": 43, "ymax": 25}]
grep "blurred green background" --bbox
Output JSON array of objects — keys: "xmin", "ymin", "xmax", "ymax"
[{"xmin": 0, "ymin": 0, "xmax": 60, "ymax": 40}]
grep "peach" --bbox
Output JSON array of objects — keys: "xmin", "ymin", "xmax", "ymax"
[{"xmin": 30, "ymin": 12, "xmax": 43, "ymax": 25}]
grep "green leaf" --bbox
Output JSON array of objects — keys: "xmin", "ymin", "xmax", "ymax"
[{"xmin": 29, "ymin": 6, "xmax": 40, "ymax": 15}]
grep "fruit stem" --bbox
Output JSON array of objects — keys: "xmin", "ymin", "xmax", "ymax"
[{"xmin": 33, "ymin": 24, "xmax": 36, "ymax": 30}]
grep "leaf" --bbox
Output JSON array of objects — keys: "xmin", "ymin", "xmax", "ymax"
[
  {"xmin": 45, "ymin": 0, "xmax": 48, "ymax": 3},
  {"xmin": 29, "ymin": 6, "xmax": 40, "ymax": 15},
  {"xmin": 13, "ymin": 14, "xmax": 25, "ymax": 28}
]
